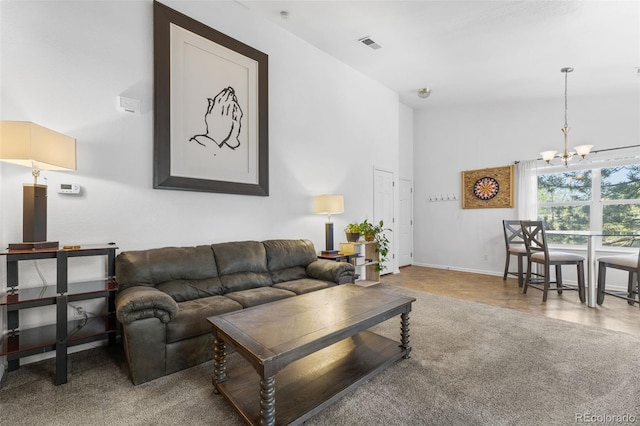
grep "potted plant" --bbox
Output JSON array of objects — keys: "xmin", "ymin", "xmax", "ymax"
[
  {"xmin": 359, "ymin": 219, "xmax": 391, "ymax": 272},
  {"xmin": 344, "ymin": 223, "xmax": 361, "ymax": 242}
]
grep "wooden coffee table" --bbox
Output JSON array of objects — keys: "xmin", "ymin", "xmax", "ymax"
[{"xmin": 207, "ymin": 284, "xmax": 415, "ymax": 426}]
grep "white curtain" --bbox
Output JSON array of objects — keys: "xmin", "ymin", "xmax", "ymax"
[{"xmin": 515, "ymin": 160, "xmax": 538, "ymax": 220}]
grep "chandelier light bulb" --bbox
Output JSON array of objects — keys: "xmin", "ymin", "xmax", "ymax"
[
  {"xmin": 540, "ymin": 150, "xmax": 557, "ymax": 165},
  {"xmin": 560, "ymin": 151, "xmax": 574, "ymax": 166},
  {"xmin": 574, "ymin": 144, "xmax": 594, "ymax": 159}
]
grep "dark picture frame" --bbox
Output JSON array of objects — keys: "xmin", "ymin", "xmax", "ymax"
[{"xmin": 153, "ymin": 1, "xmax": 269, "ymax": 196}]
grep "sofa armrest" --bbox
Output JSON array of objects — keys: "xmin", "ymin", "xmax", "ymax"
[
  {"xmin": 306, "ymin": 260, "xmax": 355, "ymax": 284},
  {"xmin": 115, "ymin": 286, "xmax": 179, "ymax": 325}
]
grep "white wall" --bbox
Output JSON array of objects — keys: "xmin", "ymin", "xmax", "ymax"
[
  {"xmin": 0, "ymin": 0, "xmax": 400, "ymax": 367},
  {"xmin": 399, "ymin": 103, "xmax": 413, "ymax": 181},
  {"xmin": 396, "ymin": 103, "xmax": 414, "ymax": 267},
  {"xmin": 413, "ymin": 93, "xmax": 640, "ymax": 275},
  {"xmin": 0, "ymin": 0, "xmax": 399, "ymax": 250}
]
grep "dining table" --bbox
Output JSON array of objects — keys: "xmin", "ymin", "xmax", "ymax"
[{"xmin": 546, "ymin": 230, "xmax": 640, "ymax": 308}]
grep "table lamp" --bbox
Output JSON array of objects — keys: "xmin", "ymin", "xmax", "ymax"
[
  {"xmin": 0, "ymin": 121, "xmax": 76, "ymax": 250},
  {"xmin": 314, "ymin": 194, "xmax": 344, "ymax": 255}
]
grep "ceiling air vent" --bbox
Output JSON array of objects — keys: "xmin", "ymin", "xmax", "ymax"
[{"xmin": 359, "ymin": 36, "xmax": 381, "ymax": 50}]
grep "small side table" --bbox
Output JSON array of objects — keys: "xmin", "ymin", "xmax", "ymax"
[{"xmin": 317, "ymin": 252, "xmax": 359, "ymax": 263}]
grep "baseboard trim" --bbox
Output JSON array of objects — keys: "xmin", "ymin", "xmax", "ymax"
[{"xmin": 411, "ymin": 262, "xmax": 503, "ymax": 277}]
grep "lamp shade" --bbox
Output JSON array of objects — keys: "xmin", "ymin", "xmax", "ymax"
[
  {"xmin": 314, "ymin": 194, "xmax": 344, "ymax": 215},
  {"xmin": 0, "ymin": 121, "xmax": 76, "ymax": 171},
  {"xmin": 540, "ymin": 150, "xmax": 557, "ymax": 164},
  {"xmin": 574, "ymin": 145, "xmax": 593, "ymax": 157}
]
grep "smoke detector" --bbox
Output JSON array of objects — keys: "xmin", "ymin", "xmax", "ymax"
[{"xmin": 358, "ymin": 36, "xmax": 382, "ymax": 50}]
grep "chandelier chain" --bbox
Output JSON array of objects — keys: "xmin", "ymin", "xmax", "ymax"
[{"xmin": 564, "ymin": 69, "xmax": 569, "ymax": 128}]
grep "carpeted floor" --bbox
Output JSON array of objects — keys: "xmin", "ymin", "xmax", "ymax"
[{"xmin": 2, "ymin": 283, "xmax": 640, "ymax": 425}]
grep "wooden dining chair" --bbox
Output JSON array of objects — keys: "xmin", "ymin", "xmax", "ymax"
[
  {"xmin": 521, "ymin": 220, "xmax": 586, "ymax": 303},
  {"xmin": 502, "ymin": 220, "xmax": 527, "ymax": 287},
  {"xmin": 596, "ymin": 249, "xmax": 640, "ymax": 308}
]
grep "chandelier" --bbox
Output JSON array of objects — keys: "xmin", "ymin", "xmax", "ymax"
[{"xmin": 540, "ymin": 67, "xmax": 593, "ymax": 166}]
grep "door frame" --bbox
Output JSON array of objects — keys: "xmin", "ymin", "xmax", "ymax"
[{"xmin": 373, "ymin": 167, "xmax": 396, "ymax": 274}]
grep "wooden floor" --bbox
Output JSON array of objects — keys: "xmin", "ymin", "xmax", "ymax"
[{"xmin": 380, "ymin": 266, "xmax": 639, "ymax": 337}]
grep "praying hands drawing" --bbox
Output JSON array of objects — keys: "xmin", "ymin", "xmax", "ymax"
[{"xmin": 190, "ymin": 87, "xmax": 243, "ymax": 150}]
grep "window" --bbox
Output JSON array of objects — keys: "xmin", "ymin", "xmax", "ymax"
[{"xmin": 537, "ymin": 163, "xmax": 640, "ymax": 247}]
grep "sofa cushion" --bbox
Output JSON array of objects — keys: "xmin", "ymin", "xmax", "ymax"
[
  {"xmin": 116, "ymin": 245, "xmax": 218, "ymax": 291},
  {"xmin": 270, "ymin": 266, "xmax": 307, "ymax": 283},
  {"xmin": 224, "ymin": 287, "xmax": 296, "ymax": 308},
  {"xmin": 156, "ymin": 277, "xmax": 224, "ymax": 302},
  {"xmin": 220, "ymin": 271, "xmax": 273, "ymax": 293},
  {"xmin": 213, "ymin": 241, "xmax": 269, "ymax": 275},
  {"xmin": 212, "ymin": 241, "xmax": 273, "ymax": 292},
  {"xmin": 166, "ymin": 296, "xmax": 243, "ymax": 343},
  {"xmin": 263, "ymin": 239, "xmax": 317, "ymax": 284},
  {"xmin": 273, "ymin": 278, "xmax": 330, "ymax": 295}
]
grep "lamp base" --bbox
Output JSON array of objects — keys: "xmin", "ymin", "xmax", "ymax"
[
  {"xmin": 324, "ymin": 222, "xmax": 336, "ymax": 253},
  {"xmin": 9, "ymin": 183, "xmax": 58, "ymax": 250},
  {"xmin": 8, "ymin": 241, "xmax": 59, "ymax": 251}
]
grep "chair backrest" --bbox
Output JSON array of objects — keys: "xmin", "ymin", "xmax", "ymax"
[
  {"xmin": 520, "ymin": 220, "xmax": 549, "ymax": 258},
  {"xmin": 503, "ymin": 220, "xmax": 526, "ymax": 251}
]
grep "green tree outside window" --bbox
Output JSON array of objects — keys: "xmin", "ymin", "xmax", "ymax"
[{"xmin": 537, "ymin": 164, "xmax": 640, "ymax": 248}]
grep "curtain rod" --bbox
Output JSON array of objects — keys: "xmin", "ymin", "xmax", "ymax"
[{"xmin": 514, "ymin": 144, "xmax": 640, "ymax": 164}]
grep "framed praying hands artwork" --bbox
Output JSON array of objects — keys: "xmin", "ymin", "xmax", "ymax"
[
  {"xmin": 461, "ymin": 165, "xmax": 514, "ymax": 209},
  {"xmin": 153, "ymin": 1, "xmax": 269, "ymax": 196}
]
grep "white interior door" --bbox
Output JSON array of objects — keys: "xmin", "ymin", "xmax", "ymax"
[
  {"xmin": 399, "ymin": 179, "xmax": 413, "ymax": 267},
  {"xmin": 374, "ymin": 168, "xmax": 394, "ymax": 274}
]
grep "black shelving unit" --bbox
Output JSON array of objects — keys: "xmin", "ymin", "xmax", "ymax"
[{"xmin": 1, "ymin": 244, "xmax": 118, "ymax": 385}]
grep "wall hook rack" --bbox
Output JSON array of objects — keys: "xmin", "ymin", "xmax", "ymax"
[{"xmin": 428, "ymin": 193, "xmax": 458, "ymax": 202}]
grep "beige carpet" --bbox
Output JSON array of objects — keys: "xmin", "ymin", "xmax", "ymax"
[{"xmin": 2, "ymin": 283, "xmax": 640, "ymax": 425}]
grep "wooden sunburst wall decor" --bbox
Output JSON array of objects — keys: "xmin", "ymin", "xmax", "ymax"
[{"xmin": 461, "ymin": 165, "xmax": 514, "ymax": 209}]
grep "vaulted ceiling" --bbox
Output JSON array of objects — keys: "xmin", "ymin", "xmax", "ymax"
[{"xmin": 242, "ymin": 1, "xmax": 640, "ymax": 109}]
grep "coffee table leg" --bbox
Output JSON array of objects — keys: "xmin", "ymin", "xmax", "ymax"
[
  {"xmin": 212, "ymin": 337, "xmax": 227, "ymax": 393},
  {"xmin": 260, "ymin": 376, "xmax": 275, "ymax": 426},
  {"xmin": 401, "ymin": 312, "xmax": 412, "ymax": 359}
]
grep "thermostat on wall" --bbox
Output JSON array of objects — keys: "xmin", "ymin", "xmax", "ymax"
[{"xmin": 58, "ymin": 183, "xmax": 81, "ymax": 194}]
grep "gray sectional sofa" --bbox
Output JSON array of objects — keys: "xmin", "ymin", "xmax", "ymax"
[{"xmin": 114, "ymin": 239, "xmax": 355, "ymax": 385}]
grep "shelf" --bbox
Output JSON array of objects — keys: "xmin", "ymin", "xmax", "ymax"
[
  {"xmin": 67, "ymin": 279, "xmax": 117, "ymax": 301},
  {"xmin": 1, "ymin": 279, "xmax": 117, "ymax": 307},
  {"xmin": 2, "ymin": 244, "xmax": 118, "ymax": 256},
  {"xmin": 217, "ymin": 330, "xmax": 405, "ymax": 425},
  {"xmin": 345, "ymin": 241, "xmax": 380, "ymax": 285},
  {"xmin": 1, "ymin": 315, "xmax": 117, "ymax": 358},
  {"xmin": 1, "ymin": 244, "xmax": 117, "ymax": 384}
]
